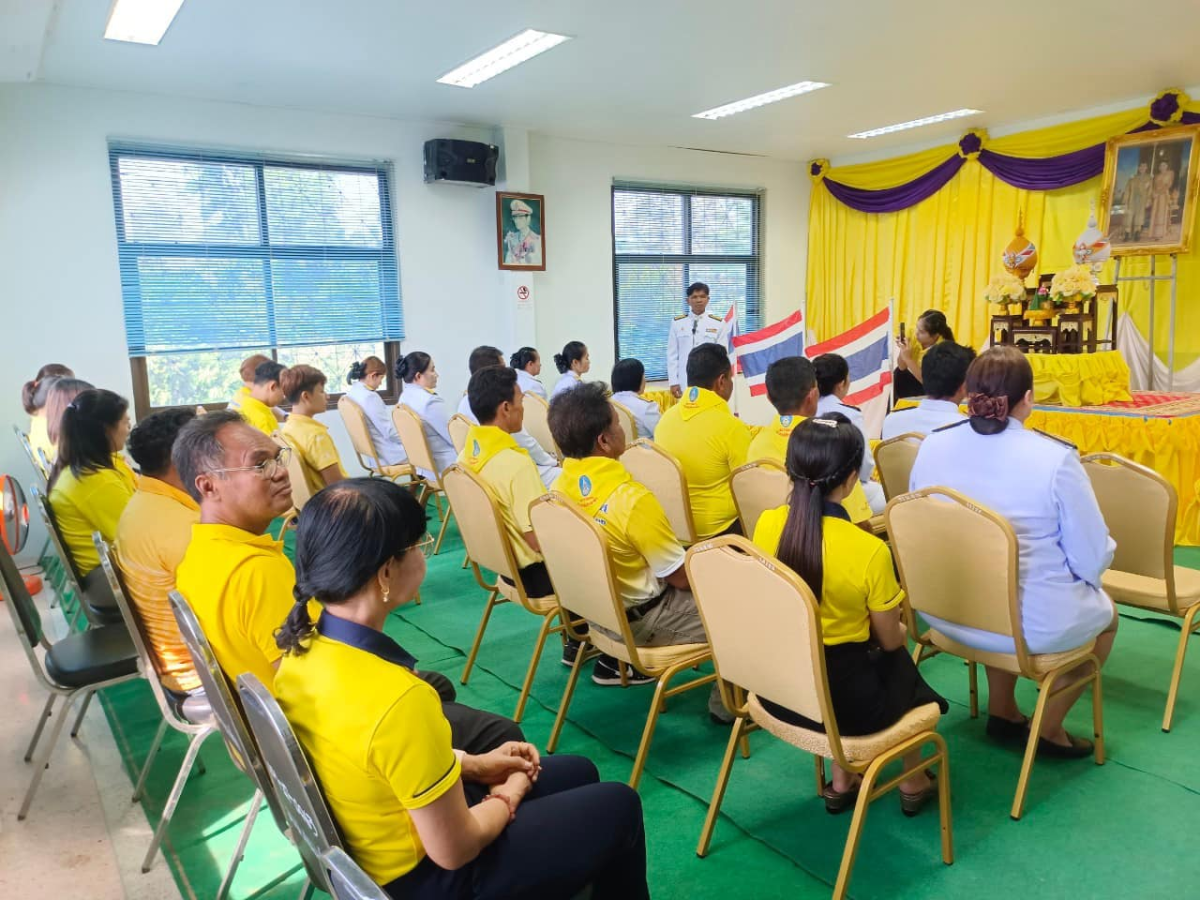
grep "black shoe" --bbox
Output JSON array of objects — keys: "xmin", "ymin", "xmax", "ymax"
[
  {"xmin": 822, "ymin": 782, "xmax": 860, "ymax": 815},
  {"xmin": 899, "ymin": 776, "xmax": 938, "ymax": 817},
  {"xmin": 592, "ymin": 657, "xmax": 655, "ymax": 686},
  {"xmin": 561, "ymin": 638, "xmax": 582, "ymax": 668},
  {"xmin": 1037, "ymin": 732, "xmax": 1094, "ymax": 759},
  {"xmin": 985, "ymin": 714, "xmax": 1029, "ymax": 744}
]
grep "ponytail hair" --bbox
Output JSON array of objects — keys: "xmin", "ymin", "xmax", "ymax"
[
  {"xmin": 510, "ymin": 346, "xmax": 539, "ymax": 371},
  {"xmin": 51, "ymin": 388, "xmax": 129, "ymax": 487},
  {"xmin": 44, "ymin": 377, "xmax": 94, "ymax": 447},
  {"xmin": 919, "ymin": 309, "xmax": 954, "ymax": 343},
  {"xmin": 774, "ymin": 414, "xmax": 863, "ymax": 599},
  {"xmin": 965, "ymin": 345, "xmax": 1032, "ymax": 436},
  {"xmin": 395, "ymin": 351, "xmax": 433, "ymax": 384},
  {"xmin": 23, "ymin": 363, "xmax": 74, "ymax": 415},
  {"xmin": 554, "ymin": 341, "xmax": 587, "ymax": 374},
  {"xmin": 346, "ymin": 355, "xmax": 386, "ymax": 385}
]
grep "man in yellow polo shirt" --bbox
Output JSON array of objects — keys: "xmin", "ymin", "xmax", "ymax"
[
  {"xmin": 235, "ymin": 360, "xmax": 287, "ymax": 436},
  {"xmin": 654, "ymin": 343, "xmax": 753, "ymax": 538}
]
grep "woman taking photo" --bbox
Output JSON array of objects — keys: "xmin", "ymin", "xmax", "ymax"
[
  {"xmin": 345, "ymin": 356, "xmax": 408, "ymax": 468},
  {"xmin": 274, "ymin": 479, "xmax": 649, "ymax": 899},
  {"xmin": 551, "ymin": 341, "xmax": 590, "ymax": 398},
  {"xmin": 509, "ymin": 347, "xmax": 547, "ymax": 400},
  {"xmin": 894, "ymin": 309, "xmax": 955, "ymax": 401},
  {"xmin": 22, "ymin": 363, "xmax": 74, "ymax": 466},
  {"xmin": 753, "ymin": 414, "xmax": 945, "ymax": 814},
  {"xmin": 397, "ymin": 351, "xmax": 456, "ymax": 478}
]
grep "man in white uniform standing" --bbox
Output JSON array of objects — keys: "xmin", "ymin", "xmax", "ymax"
[{"xmin": 666, "ymin": 282, "xmax": 729, "ymax": 399}]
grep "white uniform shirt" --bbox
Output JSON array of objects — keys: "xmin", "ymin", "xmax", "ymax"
[
  {"xmin": 345, "ymin": 381, "xmax": 407, "ymax": 467},
  {"xmin": 551, "ymin": 371, "xmax": 581, "ymax": 398},
  {"xmin": 909, "ymin": 418, "xmax": 1115, "ymax": 654},
  {"xmin": 881, "ymin": 398, "xmax": 966, "ymax": 441},
  {"xmin": 456, "ymin": 394, "xmax": 562, "ymax": 489},
  {"xmin": 817, "ymin": 393, "xmax": 884, "ymax": 514},
  {"xmin": 515, "ymin": 368, "xmax": 547, "ymax": 400},
  {"xmin": 611, "ymin": 391, "xmax": 661, "ymax": 440},
  {"xmin": 400, "ymin": 382, "xmax": 457, "ymax": 480},
  {"xmin": 666, "ymin": 310, "xmax": 728, "ymax": 389}
]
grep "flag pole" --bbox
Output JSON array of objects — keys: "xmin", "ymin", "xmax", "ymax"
[{"xmin": 887, "ymin": 297, "xmax": 896, "ymax": 410}]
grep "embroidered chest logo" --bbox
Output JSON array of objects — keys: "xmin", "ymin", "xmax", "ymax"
[{"xmin": 780, "ymin": 416, "xmax": 793, "ymax": 427}]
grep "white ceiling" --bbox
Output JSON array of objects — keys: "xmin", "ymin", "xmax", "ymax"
[{"xmin": 6, "ymin": 0, "xmax": 1200, "ymax": 161}]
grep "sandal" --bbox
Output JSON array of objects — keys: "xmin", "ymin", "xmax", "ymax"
[
  {"xmin": 822, "ymin": 779, "xmax": 861, "ymax": 815},
  {"xmin": 899, "ymin": 775, "xmax": 938, "ymax": 818}
]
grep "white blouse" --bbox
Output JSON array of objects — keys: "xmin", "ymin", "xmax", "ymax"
[
  {"xmin": 400, "ymin": 382, "xmax": 457, "ymax": 480},
  {"xmin": 345, "ymin": 381, "xmax": 407, "ymax": 467},
  {"xmin": 515, "ymin": 368, "xmax": 547, "ymax": 400},
  {"xmin": 551, "ymin": 371, "xmax": 581, "ymax": 398},
  {"xmin": 611, "ymin": 391, "xmax": 661, "ymax": 440}
]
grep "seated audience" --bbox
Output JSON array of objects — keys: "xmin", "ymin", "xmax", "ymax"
[
  {"xmin": 748, "ymin": 357, "xmax": 874, "ymax": 526},
  {"xmin": 814, "ymin": 353, "xmax": 885, "ymax": 514},
  {"xmin": 455, "ymin": 346, "xmax": 561, "ymax": 488},
  {"xmin": 610, "ymin": 358, "xmax": 661, "ymax": 440},
  {"xmin": 274, "ymin": 479, "xmax": 649, "ymax": 900},
  {"xmin": 894, "ymin": 309, "xmax": 954, "ymax": 401},
  {"xmin": 397, "ymin": 351, "xmax": 456, "ymax": 479},
  {"xmin": 173, "ymin": 411, "xmax": 522, "ymax": 752},
  {"xmin": 881, "ymin": 341, "xmax": 974, "ymax": 440},
  {"xmin": 115, "ymin": 407, "xmax": 203, "ymax": 697},
  {"xmin": 42, "ymin": 377, "xmax": 94, "ymax": 465},
  {"xmin": 279, "ymin": 364, "xmax": 347, "ymax": 494},
  {"xmin": 236, "ymin": 360, "xmax": 288, "ymax": 436},
  {"xmin": 753, "ymin": 414, "xmax": 945, "ymax": 812},
  {"xmin": 510, "ymin": 346, "xmax": 548, "ymax": 399},
  {"xmin": 654, "ymin": 343, "xmax": 752, "ymax": 539},
  {"xmin": 48, "ymin": 388, "xmax": 135, "ymax": 577},
  {"xmin": 229, "ymin": 353, "xmax": 269, "ymax": 409},
  {"xmin": 910, "ymin": 346, "xmax": 1116, "ymax": 756},
  {"xmin": 460, "ymin": 366, "xmax": 552, "ymax": 598},
  {"xmin": 551, "ymin": 341, "xmax": 590, "ymax": 398},
  {"xmin": 345, "ymin": 356, "xmax": 409, "ymax": 467},
  {"xmin": 22, "ymin": 363, "xmax": 74, "ymax": 466}
]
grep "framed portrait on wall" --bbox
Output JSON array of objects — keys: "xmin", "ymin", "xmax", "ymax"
[
  {"xmin": 1099, "ymin": 125, "xmax": 1200, "ymax": 256},
  {"xmin": 496, "ymin": 191, "xmax": 546, "ymax": 271}
]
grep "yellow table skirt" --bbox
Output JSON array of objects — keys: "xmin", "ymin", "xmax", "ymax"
[{"xmin": 1026, "ymin": 351, "xmax": 1131, "ymax": 407}]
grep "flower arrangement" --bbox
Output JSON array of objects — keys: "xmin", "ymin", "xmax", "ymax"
[
  {"xmin": 1049, "ymin": 264, "xmax": 1098, "ymax": 304},
  {"xmin": 983, "ymin": 272, "xmax": 1027, "ymax": 305}
]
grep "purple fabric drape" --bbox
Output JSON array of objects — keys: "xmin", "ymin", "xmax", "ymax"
[
  {"xmin": 822, "ymin": 155, "xmax": 965, "ymax": 214},
  {"xmin": 978, "ymin": 145, "xmax": 1106, "ymax": 190}
]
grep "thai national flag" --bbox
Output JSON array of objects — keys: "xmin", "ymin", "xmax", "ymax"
[
  {"xmin": 731, "ymin": 309, "xmax": 804, "ymax": 396},
  {"xmin": 805, "ymin": 307, "xmax": 892, "ymax": 407}
]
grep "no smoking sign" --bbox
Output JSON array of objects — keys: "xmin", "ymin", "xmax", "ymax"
[{"xmin": 516, "ymin": 285, "xmax": 530, "ymax": 301}]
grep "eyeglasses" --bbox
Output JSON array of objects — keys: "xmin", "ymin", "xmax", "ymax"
[
  {"xmin": 410, "ymin": 533, "xmax": 435, "ymax": 559},
  {"xmin": 207, "ymin": 446, "xmax": 292, "ymax": 480}
]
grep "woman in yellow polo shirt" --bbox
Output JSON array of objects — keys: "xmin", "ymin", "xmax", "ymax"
[
  {"xmin": 894, "ymin": 308, "xmax": 954, "ymax": 400},
  {"xmin": 279, "ymin": 364, "xmax": 347, "ymax": 495},
  {"xmin": 48, "ymin": 388, "xmax": 136, "ymax": 577},
  {"xmin": 752, "ymin": 414, "xmax": 945, "ymax": 816},
  {"xmin": 274, "ymin": 479, "xmax": 649, "ymax": 899}
]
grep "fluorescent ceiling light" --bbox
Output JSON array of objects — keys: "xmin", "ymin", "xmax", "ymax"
[
  {"xmin": 438, "ymin": 29, "xmax": 571, "ymax": 88},
  {"xmin": 848, "ymin": 108, "xmax": 982, "ymax": 139},
  {"xmin": 693, "ymin": 81, "xmax": 831, "ymax": 120},
  {"xmin": 104, "ymin": 0, "xmax": 185, "ymax": 45}
]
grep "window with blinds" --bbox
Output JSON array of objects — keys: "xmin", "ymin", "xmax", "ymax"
[
  {"xmin": 612, "ymin": 183, "xmax": 762, "ymax": 381},
  {"xmin": 109, "ymin": 145, "xmax": 403, "ymax": 413}
]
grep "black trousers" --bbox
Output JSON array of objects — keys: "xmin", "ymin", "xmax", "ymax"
[
  {"xmin": 415, "ymin": 670, "xmax": 525, "ymax": 754},
  {"xmin": 383, "ymin": 755, "xmax": 649, "ymax": 900},
  {"xmin": 501, "ymin": 562, "xmax": 554, "ymax": 600}
]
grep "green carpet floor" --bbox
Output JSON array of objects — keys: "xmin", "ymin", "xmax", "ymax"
[{"xmin": 96, "ymin": 524, "xmax": 1200, "ymax": 899}]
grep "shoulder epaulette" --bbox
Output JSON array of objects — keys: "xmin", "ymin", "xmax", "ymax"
[
  {"xmin": 891, "ymin": 405, "xmax": 915, "ymax": 413},
  {"xmin": 840, "ymin": 402, "xmax": 861, "ymax": 412},
  {"xmin": 674, "ymin": 314, "xmax": 687, "ymax": 321},
  {"xmin": 708, "ymin": 313, "xmax": 723, "ymax": 321},
  {"xmin": 1033, "ymin": 428, "xmax": 1076, "ymax": 450},
  {"xmin": 932, "ymin": 419, "xmax": 970, "ymax": 433}
]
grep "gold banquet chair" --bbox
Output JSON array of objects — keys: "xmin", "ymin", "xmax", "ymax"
[
  {"xmin": 522, "ymin": 392, "xmax": 561, "ymax": 461},
  {"xmin": 1082, "ymin": 453, "xmax": 1200, "ymax": 732},
  {"xmin": 887, "ymin": 487, "xmax": 1105, "ymax": 820},
  {"xmin": 610, "ymin": 400, "xmax": 638, "ymax": 450},
  {"xmin": 686, "ymin": 536, "xmax": 951, "ymax": 898},
  {"xmin": 530, "ymin": 493, "xmax": 714, "ymax": 789},
  {"xmin": 730, "ymin": 459, "xmax": 789, "ymax": 538},
  {"xmin": 448, "ymin": 413, "xmax": 473, "ymax": 455},
  {"xmin": 336, "ymin": 396, "xmax": 416, "ymax": 483},
  {"xmin": 873, "ymin": 432, "xmax": 924, "ymax": 502},
  {"xmin": 620, "ymin": 439, "xmax": 698, "ymax": 546},
  {"xmin": 391, "ymin": 405, "xmax": 454, "ymax": 556},
  {"xmin": 442, "ymin": 463, "xmax": 567, "ymax": 722}
]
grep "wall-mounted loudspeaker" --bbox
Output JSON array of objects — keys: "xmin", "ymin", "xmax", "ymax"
[{"xmin": 423, "ymin": 139, "xmax": 499, "ymax": 187}]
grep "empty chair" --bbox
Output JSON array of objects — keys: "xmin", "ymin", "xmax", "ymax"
[
  {"xmin": 522, "ymin": 391, "xmax": 561, "ymax": 461},
  {"xmin": 619, "ymin": 439, "xmax": 698, "ymax": 546},
  {"xmin": 610, "ymin": 401, "xmax": 638, "ymax": 451},
  {"xmin": 730, "ymin": 459, "xmax": 789, "ymax": 538},
  {"xmin": 1082, "ymin": 453, "xmax": 1200, "ymax": 731},
  {"xmin": 30, "ymin": 485, "xmax": 122, "ymax": 627},
  {"xmin": 337, "ymin": 395, "xmax": 415, "ymax": 482},
  {"xmin": 447, "ymin": 413, "xmax": 473, "ymax": 455},
  {"xmin": 392, "ymin": 405, "xmax": 454, "ymax": 555},
  {"xmin": 686, "ymin": 535, "xmax": 951, "ymax": 899},
  {"xmin": 873, "ymin": 432, "xmax": 925, "ymax": 501},
  {"xmin": 13, "ymin": 424, "xmax": 48, "ymax": 487}
]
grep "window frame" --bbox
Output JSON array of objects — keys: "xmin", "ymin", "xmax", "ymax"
[{"xmin": 610, "ymin": 183, "xmax": 764, "ymax": 381}]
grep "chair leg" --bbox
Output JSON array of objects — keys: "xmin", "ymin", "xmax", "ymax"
[
  {"xmin": 1091, "ymin": 658, "xmax": 1105, "ymax": 766},
  {"xmin": 814, "ymin": 756, "xmax": 827, "ymax": 797},
  {"xmin": 133, "ymin": 719, "xmax": 170, "ymax": 802},
  {"xmin": 432, "ymin": 491, "xmax": 445, "ymax": 520},
  {"xmin": 298, "ymin": 880, "xmax": 316, "ymax": 900},
  {"xmin": 548, "ymin": 641, "xmax": 590, "ymax": 753},
  {"xmin": 142, "ymin": 727, "xmax": 213, "ymax": 872},
  {"xmin": 832, "ymin": 757, "xmax": 883, "ymax": 900},
  {"xmin": 461, "ymin": 551, "xmax": 470, "ymax": 569},
  {"xmin": 967, "ymin": 661, "xmax": 979, "ymax": 719},
  {"xmin": 215, "ymin": 789, "xmax": 263, "ymax": 900},
  {"xmin": 696, "ymin": 716, "xmax": 747, "ymax": 857},
  {"xmin": 931, "ymin": 733, "xmax": 955, "ymax": 865},
  {"xmin": 19, "ymin": 690, "xmax": 79, "ymax": 819},
  {"xmin": 433, "ymin": 505, "xmax": 453, "ymax": 556},
  {"xmin": 629, "ymin": 664, "xmax": 682, "ymax": 790},
  {"xmin": 514, "ymin": 614, "xmax": 556, "ymax": 723},
  {"xmin": 1163, "ymin": 605, "xmax": 1200, "ymax": 732},
  {"xmin": 460, "ymin": 590, "xmax": 500, "ymax": 685},
  {"xmin": 69, "ymin": 690, "xmax": 94, "ymax": 738},
  {"xmin": 1011, "ymin": 672, "xmax": 1054, "ymax": 821},
  {"xmin": 24, "ymin": 694, "xmax": 57, "ymax": 762}
]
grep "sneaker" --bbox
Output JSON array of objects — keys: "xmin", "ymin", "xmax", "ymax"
[
  {"xmin": 561, "ymin": 638, "xmax": 582, "ymax": 668},
  {"xmin": 592, "ymin": 656, "xmax": 655, "ymax": 686}
]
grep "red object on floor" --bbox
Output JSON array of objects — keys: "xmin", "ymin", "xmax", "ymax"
[{"xmin": 22, "ymin": 573, "xmax": 42, "ymax": 595}]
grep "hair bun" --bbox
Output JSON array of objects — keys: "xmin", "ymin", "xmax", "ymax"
[
  {"xmin": 347, "ymin": 360, "xmax": 366, "ymax": 384},
  {"xmin": 967, "ymin": 392, "xmax": 1009, "ymax": 421},
  {"xmin": 553, "ymin": 353, "xmax": 566, "ymax": 371}
]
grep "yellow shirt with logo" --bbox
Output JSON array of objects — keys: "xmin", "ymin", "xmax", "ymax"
[
  {"xmin": 554, "ymin": 457, "xmax": 685, "ymax": 607},
  {"xmin": 753, "ymin": 504, "xmax": 904, "ymax": 644},
  {"xmin": 49, "ymin": 455, "xmax": 138, "ymax": 574},
  {"xmin": 275, "ymin": 621, "xmax": 461, "ymax": 886},
  {"xmin": 654, "ymin": 386, "xmax": 753, "ymax": 539},
  {"xmin": 746, "ymin": 414, "xmax": 873, "ymax": 524},
  {"xmin": 281, "ymin": 414, "xmax": 348, "ymax": 496},
  {"xmin": 115, "ymin": 477, "xmax": 202, "ymax": 693},
  {"xmin": 458, "ymin": 425, "xmax": 544, "ymax": 570},
  {"xmin": 235, "ymin": 393, "xmax": 280, "ymax": 436}
]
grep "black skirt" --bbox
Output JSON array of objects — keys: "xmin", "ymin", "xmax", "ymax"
[
  {"xmin": 892, "ymin": 367, "xmax": 924, "ymax": 403},
  {"xmin": 760, "ymin": 641, "xmax": 947, "ymax": 737}
]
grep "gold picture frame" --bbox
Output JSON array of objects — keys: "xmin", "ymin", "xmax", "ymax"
[{"xmin": 1099, "ymin": 124, "xmax": 1200, "ymax": 257}]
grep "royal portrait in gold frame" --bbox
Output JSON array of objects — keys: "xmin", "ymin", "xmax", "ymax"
[{"xmin": 1099, "ymin": 124, "xmax": 1200, "ymax": 257}]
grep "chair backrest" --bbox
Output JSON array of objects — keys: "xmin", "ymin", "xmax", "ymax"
[
  {"xmin": 169, "ymin": 590, "xmax": 291, "ymax": 834},
  {"xmin": 276, "ymin": 433, "xmax": 313, "ymax": 511},
  {"xmin": 237, "ymin": 673, "xmax": 343, "ymax": 894},
  {"xmin": 0, "ymin": 527, "xmax": 44, "ymax": 648},
  {"xmin": 391, "ymin": 405, "xmax": 438, "ymax": 482},
  {"xmin": 610, "ymin": 401, "xmax": 637, "ymax": 450},
  {"xmin": 530, "ymin": 493, "xmax": 629, "ymax": 639},
  {"xmin": 886, "ymin": 487, "xmax": 1027, "ymax": 659},
  {"xmin": 448, "ymin": 414, "xmax": 472, "ymax": 455},
  {"xmin": 1081, "ymin": 453, "xmax": 1175, "ymax": 586},
  {"xmin": 521, "ymin": 392, "xmax": 560, "ymax": 460},
  {"xmin": 730, "ymin": 460, "xmax": 789, "ymax": 538},
  {"xmin": 336, "ymin": 396, "xmax": 384, "ymax": 474},
  {"xmin": 30, "ymin": 484, "xmax": 85, "ymax": 589},
  {"xmin": 324, "ymin": 847, "xmax": 389, "ymax": 900},
  {"xmin": 13, "ymin": 425, "xmax": 48, "ymax": 487},
  {"xmin": 441, "ymin": 464, "xmax": 519, "ymax": 583},
  {"xmin": 874, "ymin": 432, "xmax": 924, "ymax": 501},
  {"xmin": 620, "ymin": 439, "xmax": 697, "ymax": 544},
  {"xmin": 686, "ymin": 536, "xmax": 833, "ymax": 734}
]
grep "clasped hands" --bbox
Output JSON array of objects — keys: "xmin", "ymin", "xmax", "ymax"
[{"xmin": 463, "ymin": 741, "xmax": 542, "ymax": 822}]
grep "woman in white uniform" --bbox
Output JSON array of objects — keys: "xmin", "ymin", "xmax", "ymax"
[
  {"xmin": 813, "ymin": 354, "xmax": 884, "ymax": 514},
  {"xmin": 609, "ymin": 358, "xmax": 660, "ymax": 440},
  {"xmin": 345, "ymin": 356, "xmax": 408, "ymax": 467},
  {"xmin": 397, "ymin": 351, "xmax": 457, "ymax": 480},
  {"xmin": 909, "ymin": 345, "xmax": 1117, "ymax": 757},
  {"xmin": 551, "ymin": 341, "xmax": 590, "ymax": 398},
  {"xmin": 510, "ymin": 347, "xmax": 547, "ymax": 400}
]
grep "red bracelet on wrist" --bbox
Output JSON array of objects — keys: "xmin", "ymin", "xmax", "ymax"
[{"xmin": 479, "ymin": 794, "xmax": 512, "ymax": 819}]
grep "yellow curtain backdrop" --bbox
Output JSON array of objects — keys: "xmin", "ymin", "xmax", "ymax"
[{"xmin": 807, "ymin": 101, "xmax": 1200, "ymax": 369}]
